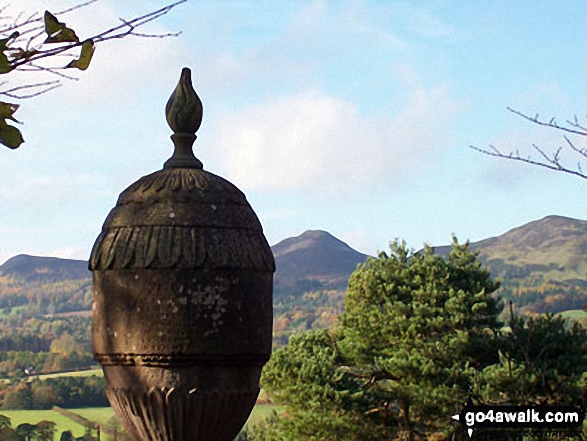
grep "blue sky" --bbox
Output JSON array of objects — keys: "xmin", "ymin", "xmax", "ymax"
[{"xmin": 2, "ymin": 0, "xmax": 587, "ymax": 264}]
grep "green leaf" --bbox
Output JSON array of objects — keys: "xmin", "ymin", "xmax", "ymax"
[
  {"xmin": 0, "ymin": 102, "xmax": 20, "ymax": 123},
  {"xmin": 0, "ymin": 32, "xmax": 18, "ymax": 74},
  {"xmin": 0, "ymin": 102, "xmax": 23, "ymax": 148},
  {"xmin": 0, "ymin": 52, "xmax": 12, "ymax": 74},
  {"xmin": 67, "ymin": 39, "xmax": 94, "ymax": 70},
  {"xmin": 0, "ymin": 32, "xmax": 19, "ymax": 51},
  {"xmin": 0, "ymin": 122, "xmax": 23, "ymax": 149},
  {"xmin": 44, "ymin": 11, "xmax": 80, "ymax": 43}
]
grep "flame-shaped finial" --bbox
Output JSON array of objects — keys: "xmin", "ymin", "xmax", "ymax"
[
  {"xmin": 166, "ymin": 68, "xmax": 203, "ymax": 134},
  {"xmin": 164, "ymin": 68, "xmax": 203, "ymax": 169}
]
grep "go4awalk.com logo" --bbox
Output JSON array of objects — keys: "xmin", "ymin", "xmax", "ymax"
[{"xmin": 452, "ymin": 397, "xmax": 585, "ymax": 438}]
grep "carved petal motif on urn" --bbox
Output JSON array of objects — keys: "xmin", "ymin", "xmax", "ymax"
[
  {"xmin": 89, "ymin": 227, "xmax": 275, "ymax": 271},
  {"xmin": 106, "ymin": 386, "xmax": 258, "ymax": 441},
  {"xmin": 117, "ymin": 168, "xmax": 247, "ymax": 206}
]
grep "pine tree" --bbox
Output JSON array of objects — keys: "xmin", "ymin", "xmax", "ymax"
[{"xmin": 258, "ymin": 239, "xmax": 502, "ymax": 440}]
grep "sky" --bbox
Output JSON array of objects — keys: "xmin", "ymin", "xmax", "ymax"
[{"xmin": 2, "ymin": 0, "xmax": 587, "ymax": 265}]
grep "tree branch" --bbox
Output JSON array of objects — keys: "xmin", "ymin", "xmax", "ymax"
[
  {"xmin": 8, "ymin": 0, "xmax": 187, "ymax": 70},
  {"xmin": 469, "ymin": 144, "xmax": 587, "ymax": 180},
  {"xmin": 472, "ymin": 107, "xmax": 587, "ymax": 180},
  {"xmin": 507, "ymin": 107, "xmax": 587, "ymax": 136},
  {"xmin": 0, "ymin": 80, "xmax": 61, "ymax": 99},
  {"xmin": 0, "ymin": 1, "xmax": 187, "ymax": 149}
]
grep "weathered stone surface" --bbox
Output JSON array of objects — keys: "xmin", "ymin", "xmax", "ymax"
[
  {"xmin": 92, "ymin": 269, "xmax": 272, "ymax": 361},
  {"xmin": 90, "ymin": 68, "xmax": 274, "ymax": 440}
]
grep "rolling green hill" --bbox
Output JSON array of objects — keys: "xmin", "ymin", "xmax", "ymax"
[
  {"xmin": 0, "ymin": 255, "xmax": 89, "ymax": 282},
  {"xmin": 3, "ymin": 216, "xmax": 587, "ymax": 320},
  {"xmin": 434, "ymin": 215, "xmax": 587, "ymax": 281},
  {"xmin": 433, "ymin": 215, "xmax": 587, "ymax": 314}
]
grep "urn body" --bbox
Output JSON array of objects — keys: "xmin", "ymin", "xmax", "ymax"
[{"xmin": 90, "ymin": 166, "xmax": 274, "ymax": 440}]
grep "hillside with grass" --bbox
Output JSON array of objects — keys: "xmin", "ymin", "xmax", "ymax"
[
  {"xmin": 432, "ymin": 215, "xmax": 587, "ymax": 314},
  {"xmin": 434, "ymin": 215, "xmax": 587, "ymax": 281},
  {"xmin": 3, "ymin": 216, "xmax": 587, "ymax": 334}
]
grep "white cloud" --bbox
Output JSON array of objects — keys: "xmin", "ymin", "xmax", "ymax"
[{"xmin": 210, "ymin": 86, "xmax": 461, "ymax": 197}]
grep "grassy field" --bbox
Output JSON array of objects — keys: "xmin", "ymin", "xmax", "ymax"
[
  {"xmin": 69, "ymin": 403, "xmax": 283, "ymax": 428},
  {"xmin": 0, "ymin": 402, "xmax": 283, "ymax": 440},
  {"xmin": 67, "ymin": 407, "xmax": 115, "ymax": 427},
  {"xmin": 245, "ymin": 403, "xmax": 283, "ymax": 427},
  {"xmin": 558, "ymin": 309, "xmax": 587, "ymax": 319},
  {"xmin": 30, "ymin": 368, "xmax": 103, "ymax": 381},
  {"xmin": 0, "ymin": 305, "xmax": 28, "ymax": 317},
  {"xmin": 46, "ymin": 310, "xmax": 92, "ymax": 318},
  {"xmin": 557, "ymin": 309, "xmax": 587, "ymax": 327},
  {"xmin": 0, "ymin": 409, "xmax": 87, "ymax": 438}
]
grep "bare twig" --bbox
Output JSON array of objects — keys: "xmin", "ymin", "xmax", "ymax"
[
  {"xmin": 8, "ymin": 0, "xmax": 186, "ymax": 70},
  {"xmin": 0, "ymin": 1, "xmax": 186, "ymax": 149},
  {"xmin": 0, "ymin": 80, "xmax": 61, "ymax": 99},
  {"xmin": 470, "ymin": 145, "xmax": 587, "ymax": 180},
  {"xmin": 117, "ymin": 17, "xmax": 181, "ymax": 39},
  {"xmin": 0, "ymin": 1, "xmax": 97, "ymax": 35},
  {"xmin": 563, "ymin": 135, "xmax": 587, "ymax": 159},
  {"xmin": 54, "ymin": 0, "xmax": 99, "ymax": 16},
  {"xmin": 472, "ymin": 107, "xmax": 587, "ymax": 180},
  {"xmin": 0, "ymin": 0, "xmax": 187, "ymax": 102},
  {"xmin": 19, "ymin": 64, "xmax": 79, "ymax": 81},
  {"xmin": 507, "ymin": 107, "xmax": 587, "ymax": 136},
  {"xmin": 566, "ymin": 115, "xmax": 587, "ymax": 132}
]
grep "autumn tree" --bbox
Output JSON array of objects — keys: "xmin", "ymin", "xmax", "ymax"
[
  {"xmin": 31, "ymin": 382, "xmax": 63, "ymax": 409},
  {"xmin": 0, "ymin": 428, "xmax": 19, "ymax": 441},
  {"xmin": 0, "ymin": 0, "xmax": 185, "ymax": 148},
  {"xmin": 2, "ymin": 382, "xmax": 33, "ymax": 409},
  {"xmin": 35, "ymin": 420, "xmax": 57, "ymax": 441},
  {"xmin": 0, "ymin": 416, "xmax": 19, "ymax": 441},
  {"xmin": 50, "ymin": 331, "xmax": 84, "ymax": 355}
]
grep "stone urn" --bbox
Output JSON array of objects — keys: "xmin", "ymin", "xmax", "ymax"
[{"xmin": 89, "ymin": 68, "xmax": 274, "ymax": 441}]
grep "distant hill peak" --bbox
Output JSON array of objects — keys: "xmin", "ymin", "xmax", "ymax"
[
  {"xmin": 272, "ymin": 230, "xmax": 360, "ymax": 258},
  {"xmin": 489, "ymin": 215, "xmax": 587, "ymax": 249},
  {"xmin": 3, "ymin": 253, "xmax": 79, "ymax": 263},
  {"xmin": 299, "ymin": 230, "xmax": 335, "ymax": 238},
  {"xmin": 271, "ymin": 230, "xmax": 370, "ymax": 289},
  {"xmin": 537, "ymin": 214, "xmax": 584, "ymax": 223},
  {"xmin": 518, "ymin": 215, "xmax": 587, "ymax": 231},
  {"xmin": 0, "ymin": 254, "xmax": 89, "ymax": 281}
]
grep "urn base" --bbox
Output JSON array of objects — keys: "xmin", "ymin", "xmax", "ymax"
[{"xmin": 103, "ymin": 364, "xmax": 261, "ymax": 441}]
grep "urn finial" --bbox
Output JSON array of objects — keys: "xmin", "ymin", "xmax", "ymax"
[
  {"xmin": 90, "ymin": 66, "xmax": 274, "ymax": 441},
  {"xmin": 164, "ymin": 67, "xmax": 203, "ymax": 169}
]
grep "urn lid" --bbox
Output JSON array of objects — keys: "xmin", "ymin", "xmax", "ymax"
[{"xmin": 89, "ymin": 68, "xmax": 274, "ymax": 273}]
